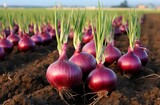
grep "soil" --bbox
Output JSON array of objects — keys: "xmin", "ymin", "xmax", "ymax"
[{"xmin": 1, "ymin": 14, "xmax": 160, "ymax": 105}]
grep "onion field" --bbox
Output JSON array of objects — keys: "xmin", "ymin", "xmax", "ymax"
[{"xmin": 0, "ymin": 8, "xmax": 160, "ymax": 105}]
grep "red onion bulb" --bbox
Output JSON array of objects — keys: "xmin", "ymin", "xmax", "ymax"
[
  {"xmin": 118, "ymin": 48, "xmax": 142, "ymax": 75},
  {"xmin": 7, "ymin": 31, "xmax": 20, "ymax": 45},
  {"xmin": 112, "ymin": 16, "xmax": 123, "ymax": 28},
  {"xmin": 18, "ymin": 35, "xmax": 35, "ymax": 52},
  {"xmin": 104, "ymin": 43, "xmax": 122, "ymax": 66},
  {"xmin": 82, "ymin": 40, "xmax": 96, "ymax": 57},
  {"xmin": 119, "ymin": 24, "xmax": 128, "ymax": 34},
  {"xmin": 87, "ymin": 64, "xmax": 117, "ymax": 92},
  {"xmin": 69, "ymin": 51, "xmax": 96, "ymax": 80},
  {"xmin": 134, "ymin": 41, "xmax": 148, "ymax": 66},
  {"xmin": 49, "ymin": 29, "xmax": 56, "ymax": 39},
  {"xmin": 31, "ymin": 33, "xmax": 43, "ymax": 46},
  {"xmin": 46, "ymin": 43, "xmax": 82, "ymax": 90},
  {"xmin": 82, "ymin": 32, "xmax": 93, "ymax": 43},
  {"xmin": 0, "ymin": 38, "xmax": 14, "ymax": 53},
  {"xmin": 40, "ymin": 32, "xmax": 52, "ymax": 45}
]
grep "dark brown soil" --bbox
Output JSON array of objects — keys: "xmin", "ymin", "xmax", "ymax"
[{"xmin": 1, "ymin": 14, "xmax": 160, "ymax": 105}]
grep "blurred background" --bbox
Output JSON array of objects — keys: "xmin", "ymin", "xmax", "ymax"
[{"xmin": 0, "ymin": 0, "xmax": 160, "ymax": 9}]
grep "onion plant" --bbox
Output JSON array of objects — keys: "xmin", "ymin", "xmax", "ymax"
[
  {"xmin": 86, "ymin": 2, "xmax": 117, "ymax": 105},
  {"xmin": 46, "ymin": 8, "xmax": 82, "ymax": 104}
]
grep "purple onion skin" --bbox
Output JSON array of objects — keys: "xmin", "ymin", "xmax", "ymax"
[
  {"xmin": 46, "ymin": 23, "xmax": 53, "ymax": 32},
  {"xmin": 118, "ymin": 49, "xmax": 142, "ymax": 75},
  {"xmin": 114, "ymin": 28, "xmax": 122, "ymax": 36},
  {"xmin": 134, "ymin": 44, "xmax": 148, "ymax": 66},
  {"xmin": 82, "ymin": 40, "xmax": 96, "ymax": 57},
  {"xmin": 13, "ymin": 24, "xmax": 19, "ymax": 34},
  {"xmin": 0, "ymin": 38, "xmax": 14, "ymax": 54},
  {"xmin": 87, "ymin": 25, "xmax": 92, "ymax": 35},
  {"xmin": 18, "ymin": 31, "xmax": 23, "ymax": 38},
  {"xmin": 18, "ymin": 36, "xmax": 35, "ymax": 52},
  {"xmin": 134, "ymin": 40, "xmax": 147, "ymax": 48},
  {"xmin": 119, "ymin": 24, "xmax": 128, "ymax": 34},
  {"xmin": 46, "ymin": 43, "xmax": 82, "ymax": 90},
  {"xmin": 48, "ymin": 29, "xmax": 56, "ymax": 39},
  {"xmin": 29, "ymin": 24, "xmax": 34, "ymax": 36},
  {"xmin": 87, "ymin": 64, "xmax": 117, "ymax": 92},
  {"xmin": 7, "ymin": 32, "xmax": 20, "ymax": 46},
  {"xmin": 31, "ymin": 34, "xmax": 43, "ymax": 46},
  {"xmin": 46, "ymin": 58, "xmax": 82, "ymax": 89},
  {"xmin": 104, "ymin": 43, "xmax": 122, "ymax": 66},
  {"xmin": 69, "ymin": 52, "xmax": 96, "ymax": 80},
  {"xmin": 112, "ymin": 16, "xmax": 123, "ymax": 28},
  {"xmin": 0, "ymin": 47, "xmax": 5, "ymax": 60},
  {"xmin": 82, "ymin": 32, "xmax": 93, "ymax": 43},
  {"xmin": 40, "ymin": 32, "xmax": 52, "ymax": 45},
  {"xmin": 4, "ymin": 28, "xmax": 10, "ymax": 37}
]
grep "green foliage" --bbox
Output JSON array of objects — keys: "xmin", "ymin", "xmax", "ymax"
[
  {"xmin": 135, "ymin": 14, "xmax": 142, "ymax": 40},
  {"xmin": 126, "ymin": 10, "xmax": 140, "ymax": 51},
  {"xmin": 54, "ymin": 8, "xmax": 71, "ymax": 55},
  {"xmin": 91, "ymin": 1, "xmax": 106, "ymax": 64},
  {"xmin": 72, "ymin": 10, "xmax": 86, "ymax": 50},
  {"xmin": 0, "ymin": 8, "xmax": 151, "ymax": 54},
  {"xmin": 104, "ymin": 15, "xmax": 116, "ymax": 45}
]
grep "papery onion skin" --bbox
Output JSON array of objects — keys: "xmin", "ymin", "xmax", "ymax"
[
  {"xmin": 87, "ymin": 65, "xmax": 117, "ymax": 92},
  {"xmin": 7, "ymin": 32, "xmax": 20, "ymax": 45},
  {"xmin": 0, "ymin": 38, "xmax": 14, "ymax": 54},
  {"xmin": 82, "ymin": 40, "xmax": 96, "ymax": 57},
  {"xmin": 118, "ymin": 49, "xmax": 142, "ymax": 75},
  {"xmin": 0, "ymin": 47, "xmax": 5, "ymax": 60},
  {"xmin": 18, "ymin": 36, "xmax": 35, "ymax": 52},
  {"xmin": 69, "ymin": 51, "xmax": 96, "ymax": 79},
  {"xmin": 104, "ymin": 43, "xmax": 122, "ymax": 66}
]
